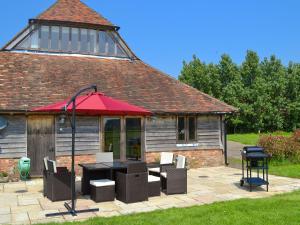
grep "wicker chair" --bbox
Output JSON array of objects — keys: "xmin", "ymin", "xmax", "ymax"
[
  {"xmin": 46, "ymin": 160, "xmax": 72, "ymax": 202},
  {"xmin": 148, "ymin": 152, "xmax": 174, "ymax": 176},
  {"xmin": 160, "ymin": 155, "xmax": 187, "ymax": 195},
  {"xmin": 116, "ymin": 162, "xmax": 148, "ymax": 203}
]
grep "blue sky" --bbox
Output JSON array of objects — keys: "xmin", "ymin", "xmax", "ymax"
[{"xmin": 0, "ymin": 0, "xmax": 299, "ymax": 78}]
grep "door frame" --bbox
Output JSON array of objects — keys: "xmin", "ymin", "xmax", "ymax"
[{"xmin": 101, "ymin": 116, "xmax": 145, "ymax": 161}]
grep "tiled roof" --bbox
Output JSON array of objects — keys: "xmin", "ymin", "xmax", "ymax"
[
  {"xmin": 37, "ymin": 0, "xmax": 114, "ymax": 27},
  {"xmin": 0, "ymin": 51, "xmax": 236, "ymax": 114}
]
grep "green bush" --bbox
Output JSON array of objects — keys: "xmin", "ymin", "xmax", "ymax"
[
  {"xmin": 0, "ymin": 172, "xmax": 8, "ymax": 177},
  {"xmin": 258, "ymin": 130, "xmax": 300, "ymax": 162}
]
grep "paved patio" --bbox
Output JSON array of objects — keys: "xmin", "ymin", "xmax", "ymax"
[{"xmin": 1, "ymin": 166, "xmax": 300, "ymax": 225}]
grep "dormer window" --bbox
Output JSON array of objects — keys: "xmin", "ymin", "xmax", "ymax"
[{"xmin": 11, "ymin": 24, "xmax": 131, "ymax": 58}]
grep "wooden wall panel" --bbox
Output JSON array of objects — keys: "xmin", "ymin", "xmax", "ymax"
[
  {"xmin": 0, "ymin": 115, "xmax": 26, "ymax": 158},
  {"xmin": 55, "ymin": 116, "xmax": 100, "ymax": 156},
  {"xmin": 145, "ymin": 115, "xmax": 222, "ymax": 152}
]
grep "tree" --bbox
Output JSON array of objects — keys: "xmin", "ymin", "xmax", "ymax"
[
  {"xmin": 179, "ymin": 51, "xmax": 299, "ymax": 133},
  {"xmin": 241, "ymin": 50, "xmax": 261, "ymax": 87}
]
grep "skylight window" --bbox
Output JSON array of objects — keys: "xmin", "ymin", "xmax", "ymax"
[
  {"xmin": 61, "ymin": 27, "xmax": 70, "ymax": 52},
  {"xmin": 50, "ymin": 26, "xmax": 59, "ymax": 50},
  {"xmin": 71, "ymin": 28, "xmax": 79, "ymax": 52},
  {"xmin": 14, "ymin": 24, "xmax": 131, "ymax": 58},
  {"xmin": 80, "ymin": 29, "xmax": 88, "ymax": 52},
  {"xmin": 40, "ymin": 26, "xmax": 49, "ymax": 49}
]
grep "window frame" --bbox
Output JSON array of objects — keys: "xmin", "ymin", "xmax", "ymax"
[
  {"xmin": 14, "ymin": 24, "xmax": 131, "ymax": 59},
  {"xmin": 176, "ymin": 116, "xmax": 197, "ymax": 143},
  {"xmin": 102, "ymin": 116, "xmax": 122, "ymax": 160}
]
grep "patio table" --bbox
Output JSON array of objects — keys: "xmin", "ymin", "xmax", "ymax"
[{"xmin": 79, "ymin": 161, "xmax": 142, "ymax": 195}]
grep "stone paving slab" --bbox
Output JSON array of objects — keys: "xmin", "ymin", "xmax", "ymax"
[{"xmin": 0, "ymin": 166, "xmax": 300, "ymax": 224}]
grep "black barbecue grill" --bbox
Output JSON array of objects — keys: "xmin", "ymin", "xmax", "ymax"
[{"xmin": 240, "ymin": 146, "xmax": 271, "ymax": 192}]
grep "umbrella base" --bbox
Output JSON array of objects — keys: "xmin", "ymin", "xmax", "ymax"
[{"xmin": 45, "ymin": 202, "xmax": 99, "ymax": 217}]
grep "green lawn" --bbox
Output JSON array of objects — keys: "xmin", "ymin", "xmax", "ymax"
[
  {"xmin": 228, "ymin": 157, "xmax": 300, "ymax": 179},
  {"xmin": 269, "ymin": 161, "xmax": 300, "ymax": 179},
  {"xmin": 38, "ymin": 191, "xmax": 300, "ymax": 225},
  {"xmin": 227, "ymin": 132, "xmax": 292, "ymax": 145}
]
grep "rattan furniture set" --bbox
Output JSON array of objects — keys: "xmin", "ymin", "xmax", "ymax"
[{"xmin": 43, "ymin": 152, "xmax": 187, "ymax": 204}]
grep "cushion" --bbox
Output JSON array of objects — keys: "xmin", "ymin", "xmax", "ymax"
[
  {"xmin": 148, "ymin": 167, "xmax": 160, "ymax": 173},
  {"xmin": 160, "ymin": 152, "xmax": 173, "ymax": 164},
  {"xmin": 47, "ymin": 160, "xmax": 57, "ymax": 173},
  {"xmin": 176, "ymin": 155, "xmax": 186, "ymax": 169},
  {"xmin": 160, "ymin": 172, "xmax": 167, "ymax": 178},
  {"xmin": 90, "ymin": 179, "xmax": 115, "ymax": 187},
  {"xmin": 148, "ymin": 175, "xmax": 160, "ymax": 183},
  {"xmin": 43, "ymin": 156, "xmax": 49, "ymax": 170},
  {"xmin": 96, "ymin": 152, "xmax": 113, "ymax": 163}
]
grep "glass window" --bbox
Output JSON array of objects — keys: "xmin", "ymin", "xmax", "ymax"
[
  {"xmin": 104, "ymin": 118, "xmax": 121, "ymax": 160},
  {"xmin": 13, "ymin": 26, "xmax": 130, "ymax": 58},
  {"xmin": 99, "ymin": 31, "xmax": 106, "ymax": 54},
  {"xmin": 89, "ymin": 30, "xmax": 97, "ymax": 54},
  {"xmin": 31, "ymin": 29, "xmax": 39, "ymax": 49},
  {"xmin": 126, "ymin": 118, "xmax": 141, "ymax": 160},
  {"xmin": 177, "ymin": 116, "xmax": 197, "ymax": 142},
  {"xmin": 40, "ymin": 26, "xmax": 49, "ymax": 49},
  {"xmin": 71, "ymin": 28, "xmax": 79, "ymax": 52},
  {"xmin": 177, "ymin": 117, "xmax": 185, "ymax": 141},
  {"xmin": 16, "ymin": 26, "xmax": 39, "ymax": 49},
  {"xmin": 80, "ymin": 28, "xmax": 88, "ymax": 52},
  {"xmin": 112, "ymin": 33, "xmax": 127, "ymax": 57},
  {"xmin": 61, "ymin": 27, "xmax": 70, "ymax": 52},
  {"xmin": 50, "ymin": 26, "xmax": 59, "ymax": 50},
  {"xmin": 116, "ymin": 45, "xmax": 126, "ymax": 57},
  {"xmin": 107, "ymin": 33, "xmax": 115, "ymax": 55},
  {"xmin": 188, "ymin": 117, "xmax": 196, "ymax": 141},
  {"xmin": 17, "ymin": 36, "xmax": 30, "ymax": 49}
]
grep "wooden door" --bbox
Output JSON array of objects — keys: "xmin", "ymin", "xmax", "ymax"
[{"xmin": 27, "ymin": 115, "xmax": 55, "ymax": 176}]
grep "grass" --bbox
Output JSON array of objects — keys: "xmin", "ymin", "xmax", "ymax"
[
  {"xmin": 36, "ymin": 191, "xmax": 300, "ymax": 225},
  {"xmin": 227, "ymin": 132, "xmax": 292, "ymax": 145},
  {"xmin": 228, "ymin": 157, "xmax": 300, "ymax": 179},
  {"xmin": 269, "ymin": 160, "xmax": 300, "ymax": 179}
]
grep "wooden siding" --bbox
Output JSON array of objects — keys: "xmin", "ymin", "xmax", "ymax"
[
  {"xmin": 55, "ymin": 116, "xmax": 100, "ymax": 156},
  {"xmin": 0, "ymin": 116, "xmax": 27, "ymax": 158},
  {"xmin": 145, "ymin": 115, "xmax": 222, "ymax": 152},
  {"xmin": 197, "ymin": 115, "xmax": 222, "ymax": 149}
]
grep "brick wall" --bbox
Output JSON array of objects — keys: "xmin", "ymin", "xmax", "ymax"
[
  {"xmin": 145, "ymin": 149, "xmax": 224, "ymax": 168},
  {"xmin": 56, "ymin": 154, "xmax": 96, "ymax": 175},
  {"xmin": 0, "ymin": 158, "xmax": 19, "ymax": 174},
  {"xmin": 0, "ymin": 150, "xmax": 223, "ymax": 176},
  {"xmin": 0, "ymin": 155, "xmax": 96, "ymax": 177}
]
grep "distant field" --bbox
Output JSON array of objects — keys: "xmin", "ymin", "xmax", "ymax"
[{"xmin": 227, "ymin": 132, "xmax": 292, "ymax": 145}]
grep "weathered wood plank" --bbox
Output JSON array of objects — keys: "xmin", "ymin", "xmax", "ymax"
[
  {"xmin": 145, "ymin": 115, "xmax": 221, "ymax": 152},
  {"xmin": 55, "ymin": 116, "xmax": 100, "ymax": 156},
  {"xmin": 0, "ymin": 115, "xmax": 27, "ymax": 158}
]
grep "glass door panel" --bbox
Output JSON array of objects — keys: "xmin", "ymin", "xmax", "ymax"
[
  {"xmin": 104, "ymin": 118, "xmax": 121, "ymax": 160},
  {"xmin": 126, "ymin": 118, "xmax": 142, "ymax": 160}
]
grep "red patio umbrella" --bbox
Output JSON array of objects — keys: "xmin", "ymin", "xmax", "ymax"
[
  {"xmin": 32, "ymin": 91, "xmax": 151, "ymax": 116},
  {"xmin": 32, "ymin": 86, "xmax": 151, "ymax": 217}
]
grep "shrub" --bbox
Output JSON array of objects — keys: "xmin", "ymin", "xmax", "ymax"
[
  {"xmin": 258, "ymin": 130, "xmax": 300, "ymax": 162},
  {"xmin": 0, "ymin": 172, "xmax": 8, "ymax": 177}
]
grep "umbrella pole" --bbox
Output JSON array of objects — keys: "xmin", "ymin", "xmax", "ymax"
[
  {"xmin": 71, "ymin": 99, "xmax": 76, "ymax": 215},
  {"xmin": 46, "ymin": 84, "xmax": 99, "ymax": 217}
]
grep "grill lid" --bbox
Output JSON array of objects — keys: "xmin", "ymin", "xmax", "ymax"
[{"xmin": 243, "ymin": 146, "xmax": 264, "ymax": 153}]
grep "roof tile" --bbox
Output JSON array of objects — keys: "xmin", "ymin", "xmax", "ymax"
[
  {"xmin": 0, "ymin": 52, "xmax": 236, "ymax": 114},
  {"xmin": 37, "ymin": 0, "xmax": 114, "ymax": 27}
]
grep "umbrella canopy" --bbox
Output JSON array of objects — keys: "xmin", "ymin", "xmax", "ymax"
[{"xmin": 32, "ymin": 92, "xmax": 152, "ymax": 116}]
